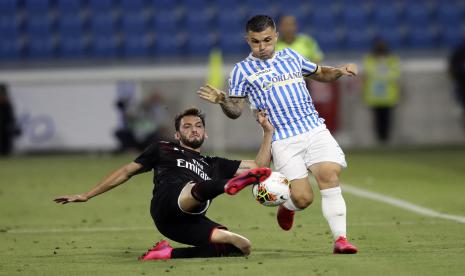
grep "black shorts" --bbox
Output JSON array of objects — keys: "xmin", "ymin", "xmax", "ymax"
[{"xmin": 150, "ymin": 182, "xmax": 226, "ymax": 246}]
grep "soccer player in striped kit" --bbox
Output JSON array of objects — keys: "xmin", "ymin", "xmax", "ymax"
[{"xmin": 198, "ymin": 15, "xmax": 358, "ymax": 254}]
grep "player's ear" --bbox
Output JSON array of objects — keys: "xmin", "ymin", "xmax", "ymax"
[
  {"xmin": 204, "ymin": 132, "xmax": 208, "ymax": 140},
  {"xmin": 174, "ymin": 132, "xmax": 180, "ymax": 141}
]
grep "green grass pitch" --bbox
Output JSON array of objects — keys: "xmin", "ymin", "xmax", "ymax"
[{"xmin": 1, "ymin": 147, "xmax": 465, "ymax": 275}]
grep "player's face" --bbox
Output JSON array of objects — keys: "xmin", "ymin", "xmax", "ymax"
[
  {"xmin": 176, "ymin": 115, "xmax": 205, "ymax": 150},
  {"xmin": 246, "ymin": 26, "xmax": 278, "ymax": 60}
]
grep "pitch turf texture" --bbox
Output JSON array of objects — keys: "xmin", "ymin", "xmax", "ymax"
[{"xmin": 1, "ymin": 147, "xmax": 465, "ymax": 276}]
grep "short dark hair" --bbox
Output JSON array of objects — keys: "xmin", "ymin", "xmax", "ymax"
[
  {"xmin": 174, "ymin": 107, "xmax": 206, "ymax": 131},
  {"xmin": 246, "ymin": 15, "xmax": 276, "ymax": 32}
]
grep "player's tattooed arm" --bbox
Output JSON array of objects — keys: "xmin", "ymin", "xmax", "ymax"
[
  {"xmin": 53, "ymin": 162, "xmax": 144, "ymax": 204},
  {"xmin": 197, "ymin": 84, "xmax": 245, "ymax": 119},
  {"xmin": 308, "ymin": 63, "xmax": 358, "ymax": 82},
  {"xmin": 220, "ymin": 97, "xmax": 245, "ymax": 119}
]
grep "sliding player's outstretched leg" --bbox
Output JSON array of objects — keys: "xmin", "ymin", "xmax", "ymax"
[{"xmin": 224, "ymin": 167, "xmax": 272, "ymax": 195}]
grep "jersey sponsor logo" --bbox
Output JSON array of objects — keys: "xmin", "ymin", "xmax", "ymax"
[
  {"xmin": 177, "ymin": 159, "xmax": 211, "ymax": 181},
  {"xmin": 248, "ymin": 68, "xmax": 276, "ymax": 82},
  {"xmin": 269, "ymin": 71, "xmax": 303, "ymax": 87}
]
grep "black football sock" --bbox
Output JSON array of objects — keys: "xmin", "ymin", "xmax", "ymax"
[
  {"xmin": 171, "ymin": 243, "xmax": 244, "ymax": 259},
  {"xmin": 190, "ymin": 180, "xmax": 228, "ymax": 202}
]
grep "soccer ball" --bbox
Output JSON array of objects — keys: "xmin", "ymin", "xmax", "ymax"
[{"xmin": 252, "ymin": 172, "xmax": 290, "ymax": 207}]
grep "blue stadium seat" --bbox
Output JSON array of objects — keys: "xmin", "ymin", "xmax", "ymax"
[
  {"xmin": 58, "ymin": 36, "xmax": 86, "ymax": 58},
  {"xmin": 88, "ymin": 0, "xmax": 114, "ymax": 13},
  {"xmin": 313, "ymin": 31, "xmax": 342, "ymax": 51},
  {"xmin": 154, "ymin": 34, "xmax": 184, "ymax": 56},
  {"xmin": 186, "ymin": 34, "xmax": 214, "ymax": 56},
  {"xmin": 217, "ymin": 9, "xmax": 246, "ymax": 34},
  {"xmin": 439, "ymin": 26, "xmax": 463, "ymax": 48},
  {"xmin": 219, "ymin": 34, "xmax": 248, "ymax": 55},
  {"xmin": 0, "ymin": 0, "xmax": 17, "ymax": 15},
  {"xmin": 0, "ymin": 15, "xmax": 20, "ymax": 39},
  {"xmin": 24, "ymin": 0, "xmax": 50, "ymax": 15},
  {"xmin": 58, "ymin": 14, "xmax": 83, "ymax": 37},
  {"xmin": 56, "ymin": 0, "xmax": 82, "ymax": 15},
  {"xmin": 90, "ymin": 14, "xmax": 115, "ymax": 37},
  {"xmin": 153, "ymin": 10, "xmax": 180, "ymax": 34},
  {"xmin": 151, "ymin": 0, "xmax": 178, "ymax": 11},
  {"xmin": 404, "ymin": 3, "xmax": 431, "ymax": 28},
  {"xmin": 0, "ymin": 39, "xmax": 21, "ymax": 60},
  {"xmin": 121, "ymin": 13, "xmax": 147, "ymax": 36},
  {"xmin": 122, "ymin": 35, "xmax": 150, "ymax": 57},
  {"xmin": 342, "ymin": 7, "xmax": 369, "ymax": 30},
  {"xmin": 309, "ymin": 11, "xmax": 337, "ymax": 31},
  {"xmin": 27, "ymin": 38, "xmax": 55, "ymax": 59},
  {"xmin": 26, "ymin": 15, "xmax": 52, "ymax": 38},
  {"xmin": 436, "ymin": 2, "xmax": 463, "ymax": 27},
  {"xmin": 373, "ymin": 5, "xmax": 399, "ymax": 28},
  {"xmin": 244, "ymin": 0, "xmax": 269, "ymax": 12},
  {"xmin": 185, "ymin": 10, "xmax": 212, "ymax": 34},
  {"xmin": 183, "ymin": 0, "xmax": 209, "ymax": 10},
  {"xmin": 407, "ymin": 29, "xmax": 436, "ymax": 49},
  {"xmin": 344, "ymin": 29, "xmax": 372, "ymax": 51},
  {"xmin": 90, "ymin": 36, "xmax": 118, "ymax": 58},
  {"xmin": 120, "ymin": 0, "xmax": 145, "ymax": 13},
  {"xmin": 246, "ymin": 6, "xmax": 277, "ymax": 20},
  {"xmin": 215, "ymin": 0, "xmax": 239, "ymax": 10}
]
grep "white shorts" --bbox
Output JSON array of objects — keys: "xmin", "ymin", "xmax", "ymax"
[{"xmin": 272, "ymin": 125, "xmax": 347, "ymax": 181}]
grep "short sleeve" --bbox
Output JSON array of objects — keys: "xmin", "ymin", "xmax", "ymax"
[
  {"xmin": 228, "ymin": 64, "xmax": 249, "ymax": 98},
  {"xmin": 287, "ymin": 48, "xmax": 318, "ymax": 77},
  {"xmin": 210, "ymin": 157, "xmax": 241, "ymax": 179},
  {"xmin": 134, "ymin": 142, "xmax": 160, "ymax": 173}
]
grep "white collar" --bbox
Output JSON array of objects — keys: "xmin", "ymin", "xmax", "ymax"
[{"xmin": 247, "ymin": 51, "xmax": 277, "ymax": 62}]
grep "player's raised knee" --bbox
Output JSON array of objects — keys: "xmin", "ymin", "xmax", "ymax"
[{"xmin": 293, "ymin": 194, "xmax": 313, "ymax": 209}]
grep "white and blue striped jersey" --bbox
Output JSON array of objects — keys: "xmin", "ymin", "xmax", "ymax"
[{"xmin": 228, "ymin": 47, "xmax": 324, "ymax": 141}]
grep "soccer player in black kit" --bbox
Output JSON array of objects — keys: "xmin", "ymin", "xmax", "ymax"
[{"xmin": 54, "ymin": 107, "xmax": 274, "ymax": 260}]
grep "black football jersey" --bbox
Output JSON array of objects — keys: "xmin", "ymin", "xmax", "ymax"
[{"xmin": 134, "ymin": 141, "xmax": 241, "ymax": 198}]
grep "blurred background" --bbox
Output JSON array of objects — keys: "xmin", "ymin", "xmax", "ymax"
[{"xmin": 1, "ymin": 0, "xmax": 465, "ymax": 155}]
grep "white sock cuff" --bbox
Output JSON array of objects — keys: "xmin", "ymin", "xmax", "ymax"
[
  {"xmin": 283, "ymin": 198, "xmax": 302, "ymax": 211},
  {"xmin": 320, "ymin": 186, "xmax": 342, "ymax": 197}
]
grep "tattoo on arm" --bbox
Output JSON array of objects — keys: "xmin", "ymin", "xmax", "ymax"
[
  {"xmin": 220, "ymin": 97, "xmax": 244, "ymax": 119},
  {"xmin": 310, "ymin": 66, "xmax": 343, "ymax": 82}
]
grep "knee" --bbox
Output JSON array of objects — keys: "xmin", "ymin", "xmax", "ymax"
[
  {"xmin": 240, "ymin": 240, "xmax": 252, "ymax": 255},
  {"xmin": 315, "ymin": 170, "xmax": 340, "ymax": 187},
  {"xmin": 293, "ymin": 193, "xmax": 313, "ymax": 209}
]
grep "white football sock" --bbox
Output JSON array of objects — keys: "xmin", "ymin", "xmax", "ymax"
[
  {"xmin": 283, "ymin": 198, "xmax": 303, "ymax": 211},
  {"xmin": 320, "ymin": 186, "xmax": 347, "ymax": 240}
]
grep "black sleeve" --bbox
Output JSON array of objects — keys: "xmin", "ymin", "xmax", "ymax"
[
  {"xmin": 134, "ymin": 142, "xmax": 160, "ymax": 173},
  {"xmin": 211, "ymin": 157, "xmax": 241, "ymax": 179}
]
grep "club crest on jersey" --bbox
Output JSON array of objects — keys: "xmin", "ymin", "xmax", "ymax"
[{"xmin": 261, "ymin": 81, "xmax": 273, "ymax": 91}]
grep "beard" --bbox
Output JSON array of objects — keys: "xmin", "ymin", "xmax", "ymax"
[{"xmin": 179, "ymin": 134, "xmax": 204, "ymax": 149}]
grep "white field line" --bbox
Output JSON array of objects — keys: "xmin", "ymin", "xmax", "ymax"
[
  {"xmin": 343, "ymin": 184, "xmax": 465, "ymax": 224},
  {"xmin": 4, "ymin": 185, "xmax": 465, "ymax": 234}
]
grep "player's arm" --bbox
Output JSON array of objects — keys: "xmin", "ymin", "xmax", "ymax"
[
  {"xmin": 53, "ymin": 162, "xmax": 144, "ymax": 204},
  {"xmin": 235, "ymin": 110, "xmax": 274, "ymax": 174},
  {"xmin": 197, "ymin": 84, "xmax": 246, "ymax": 119},
  {"xmin": 308, "ymin": 63, "xmax": 358, "ymax": 82}
]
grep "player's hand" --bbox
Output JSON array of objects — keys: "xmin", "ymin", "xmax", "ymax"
[
  {"xmin": 340, "ymin": 63, "xmax": 358, "ymax": 76},
  {"xmin": 53, "ymin": 194, "xmax": 88, "ymax": 204},
  {"xmin": 257, "ymin": 109, "xmax": 274, "ymax": 133},
  {"xmin": 197, "ymin": 84, "xmax": 226, "ymax": 104}
]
